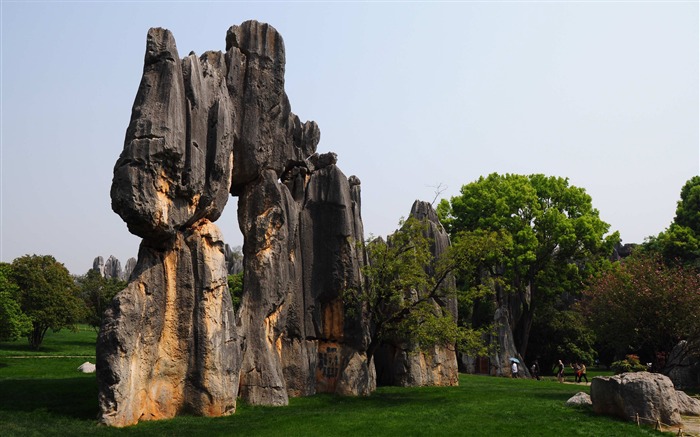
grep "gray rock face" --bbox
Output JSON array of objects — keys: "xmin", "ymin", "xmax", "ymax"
[
  {"xmin": 236, "ymin": 158, "xmax": 373, "ymax": 404},
  {"xmin": 103, "ymin": 255, "xmax": 122, "ymax": 280},
  {"xmin": 93, "ymin": 256, "xmax": 135, "ymax": 281},
  {"xmin": 374, "ymin": 200, "xmax": 459, "ymax": 387},
  {"xmin": 591, "ymin": 372, "xmax": 682, "ymax": 426},
  {"xmin": 123, "ymin": 257, "xmax": 137, "ymax": 281},
  {"xmin": 668, "ymin": 340, "xmax": 700, "ymax": 389},
  {"xmin": 97, "ymin": 221, "xmax": 239, "ymax": 426},
  {"xmin": 677, "ymin": 390, "xmax": 700, "ymax": 416},
  {"xmin": 567, "ymin": 392, "xmax": 592, "ymax": 407},
  {"xmin": 100, "ymin": 21, "xmax": 372, "ymax": 427},
  {"xmin": 93, "ymin": 256, "xmax": 105, "ymax": 277}
]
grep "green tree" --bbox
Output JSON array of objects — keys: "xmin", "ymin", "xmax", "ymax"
[
  {"xmin": 439, "ymin": 173, "xmax": 618, "ymax": 359},
  {"xmin": 579, "ymin": 253, "xmax": 700, "ymax": 372},
  {"xmin": 227, "ymin": 271, "xmax": 243, "ymax": 311},
  {"xmin": 11, "ymin": 255, "xmax": 86, "ymax": 349},
  {"xmin": 644, "ymin": 176, "xmax": 700, "ymax": 268},
  {"xmin": 346, "ymin": 217, "xmax": 499, "ymax": 362},
  {"xmin": 0, "ymin": 263, "xmax": 32, "ymax": 341},
  {"xmin": 77, "ymin": 269, "xmax": 125, "ymax": 330}
]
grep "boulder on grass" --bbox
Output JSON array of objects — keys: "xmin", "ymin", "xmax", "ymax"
[
  {"xmin": 566, "ymin": 392, "xmax": 592, "ymax": 407},
  {"xmin": 78, "ymin": 362, "xmax": 96, "ymax": 373},
  {"xmin": 677, "ymin": 390, "xmax": 700, "ymax": 416},
  {"xmin": 591, "ymin": 372, "xmax": 681, "ymax": 426}
]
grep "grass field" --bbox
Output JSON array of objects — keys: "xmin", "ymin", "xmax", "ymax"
[{"xmin": 0, "ymin": 328, "xmax": 669, "ymax": 436}]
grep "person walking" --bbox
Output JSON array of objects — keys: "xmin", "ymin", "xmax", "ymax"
[
  {"xmin": 530, "ymin": 360, "xmax": 541, "ymax": 380},
  {"xmin": 580, "ymin": 362, "xmax": 589, "ymax": 384},
  {"xmin": 555, "ymin": 360, "xmax": 564, "ymax": 383},
  {"xmin": 571, "ymin": 362, "xmax": 581, "ymax": 383},
  {"xmin": 511, "ymin": 360, "xmax": 519, "ymax": 378}
]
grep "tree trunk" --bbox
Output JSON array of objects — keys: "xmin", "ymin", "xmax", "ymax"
[
  {"xmin": 29, "ymin": 324, "xmax": 47, "ymax": 350},
  {"xmin": 516, "ymin": 305, "xmax": 533, "ymax": 359}
]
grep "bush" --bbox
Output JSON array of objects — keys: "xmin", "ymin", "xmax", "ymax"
[{"xmin": 611, "ymin": 354, "xmax": 647, "ymax": 374}]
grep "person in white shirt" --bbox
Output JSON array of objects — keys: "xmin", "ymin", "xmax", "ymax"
[{"xmin": 511, "ymin": 361, "xmax": 519, "ymax": 378}]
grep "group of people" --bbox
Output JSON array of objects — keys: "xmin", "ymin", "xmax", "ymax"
[
  {"xmin": 553, "ymin": 359, "xmax": 588, "ymax": 383},
  {"xmin": 510, "ymin": 359, "xmax": 588, "ymax": 383}
]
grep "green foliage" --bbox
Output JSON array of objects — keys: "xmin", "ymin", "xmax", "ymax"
[
  {"xmin": 0, "ymin": 263, "xmax": 31, "ymax": 341},
  {"xmin": 529, "ymin": 304, "xmax": 597, "ymax": 370},
  {"xmin": 643, "ymin": 176, "xmax": 700, "ymax": 269},
  {"xmin": 348, "ymin": 216, "xmax": 490, "ymax": 359},
  {"xmin": 76, "ymin": 269, "xmax": 125, "ymax": 330},
  {"xmin": 611, "ymin": 354, "xmax": 648, "ymax": 374},
  {"xmin": 10, "ymin": 255, "xmax": 86, "ymax": 349},
  {"xmin": 580, "ymin": 253, "xmax": 700, "ymax": 368},
  {"xmin": 228, "ymin": 272, "xmax": 244, "ymax": 311},
  {"xmin": 441, "ymin": 173, "xmax": 618, "ymax": 357}
]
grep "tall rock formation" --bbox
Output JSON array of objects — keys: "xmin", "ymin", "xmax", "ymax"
[
  {"xmin": 99, "ymin": 21, "xmax": 371, "ymax": 427},
  {"xmin": 373, "ymin": 201, "xmax": 459, "ymax": 387}
]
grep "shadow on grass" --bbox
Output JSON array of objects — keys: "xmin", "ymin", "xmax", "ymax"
[
  {"xmin": 0, "ymin": 377, "xmax": 98, "ymax": 420},
  {"xmin": 0, "ymin": 343, "xmax": 60, "ymax": 354}
]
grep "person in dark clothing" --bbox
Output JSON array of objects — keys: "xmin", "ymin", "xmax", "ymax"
[{"xmin": 530, "ymin": 360, "xmax": 540, "ymax": 380}]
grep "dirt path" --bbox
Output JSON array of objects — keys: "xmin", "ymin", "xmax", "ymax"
[{"xmin": 660, "ymin": 416, "xmax": 700, "ymax": 436}]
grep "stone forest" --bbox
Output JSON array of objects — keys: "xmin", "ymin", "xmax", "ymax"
[
  {"xmin": 93, "ymin": 20, "xmax": 700, "ymax": 431},
  {"xmin": 97, "ymin": 20, "xmax": 466, "ymax": 427}
]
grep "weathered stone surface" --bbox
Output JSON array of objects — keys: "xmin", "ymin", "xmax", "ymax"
[
  {"xmin": 104, "ymin": 255, "xmax": 122, "ymax": 280},
  {"xmin": 111, "ymin": 28, "xmax": 234, "ymax": 242},
  {"xmin": 97, "ymin": 220, "xmax": 239, "ymax": 427},
  {"xmin": 101, "ymin": 20, "xmax": 372, "ymax": 426},
  {"xmin": 296, "ymin": 163, "xmax": 371, "ymax": 395},
  {"xmin": 93, "ymin": 256, "xmax": 105, "ymax": 277},
  {"xmin": 677, "ymin": 390, "xmax": 700, "ymax": 416},
  {"xmin": 78, "ymin": 361, "xmax": 96, "ymax": 373},
  {"xmin": 123, "ymin": 257, "xmax": 137, "ymax": 280},
  {"xmin": 668, "ymin": 340, "xmax": 700, "ymax": 389},
  {"xmin": 591, "ymin": 372, "xmax": 682, "ymax": 426},
  {"xmin": 567, "ymin": 392, "xmax": 592, "ymax": 406},
  {"xmin": 93, "ymin": 256, "xmax": 136, "ymax": 281},
  {"xmin": 225, "ymin": 21, "xmax": 319, "ymax": 193},
  {"xmin": 224, "ymin": 244, "xmax": 243, "ymax": 275},
  {"xmin": 236, "ymin": 169, "xmax": 297, "ymax": 406},
  {"xmin": 374, "ymin": 200, "xmax": 459, "ymax": 387}
]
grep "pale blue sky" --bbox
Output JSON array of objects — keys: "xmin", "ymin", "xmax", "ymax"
[{"xmin": 1, "ymin": 1, "xmax": 698, "ymax": 274}]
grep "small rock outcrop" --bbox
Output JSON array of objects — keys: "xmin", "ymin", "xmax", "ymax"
[
  {"xmin": 78, "ymin": 361, "xmax": 96, "ymax": 373},
  {"xmin": 566, "ymin": 392, "xmax": 592, "ymax": 407},
  {"xmin": 677, "ymin": 390, "xmax": 700, "ymax": 416},
  {"xmin": 373, "ymin": 201, "xmax": 459, "ymax": 387},
  {"xmin": 591, "ymin": 372, "xmax": 686, "ymax": 426}
]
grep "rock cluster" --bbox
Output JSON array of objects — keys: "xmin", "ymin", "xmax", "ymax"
[
  {"xmin": 591, "ymin": 372, "xmax": 700, "ymax": 426},
  {"xmin": 374, "ymin": 201, "xmax": 458, "ymax": 387},
  {"xmin": 98, "ymin": 21, "xmax": 371, "ymax": 427},
  {"xmin": 92, "ymin": 255, "xmax": 136, "ymax": 281}
]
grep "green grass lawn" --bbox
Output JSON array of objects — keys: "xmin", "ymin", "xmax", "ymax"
[{"xmin": 0, "ymin": 329, "xmax": 668, "ymax": 436}]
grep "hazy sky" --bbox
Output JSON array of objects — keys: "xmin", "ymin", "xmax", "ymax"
[{"xmin": 1, "ymin": 1, "xmax": 698, "ymax": 275}]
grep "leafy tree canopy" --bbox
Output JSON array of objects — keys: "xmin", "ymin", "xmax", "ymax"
[
  {"xmin": 76, "ymin": 269, "xmax": 125, "ymax": 330},
  {"xmin": 11, "ymin": 255, "xmax": 86, "ymax": 349},
  {"xmin": 346, "ymin": 217, "xmax": 496, "ymax": 361},
  {"xmin": 644, "ymin": 176, "xmax": 700, "ymax": 268},
  {"xmin": 0, "ymin": 263, "xmax": 32, "ymax": 342},
  {"xmin": 438, "ymin": 173, "xmax": 618, "ymax": 357},
  {"xmin": 579, "ymin": 253, "xmax": 700, "ymax": 371}
]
